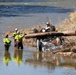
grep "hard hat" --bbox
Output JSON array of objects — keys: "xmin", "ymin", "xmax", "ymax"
[{"xmin": 15, "ymin": 28, "xmax": 18, "ymax": 31}]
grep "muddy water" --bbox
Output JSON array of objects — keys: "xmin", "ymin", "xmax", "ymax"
[
  {"xmin": 0, "ymin": 33, "xmax": 76, "ymax": 75},
  {"xmin": 0, "ymin": 39, "xmax": 76, "ymax": 75},
  {"xmin": 0, "ymin": 0, "xmax": 76, "ymax": 75}
]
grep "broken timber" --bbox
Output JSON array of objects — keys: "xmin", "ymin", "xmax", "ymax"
[{"xmin": 25, "ymin": 31, "xmax": 76, "ymax": 39}]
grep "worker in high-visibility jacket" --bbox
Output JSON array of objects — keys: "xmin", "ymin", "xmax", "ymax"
[
  {"xmin": 13, "ymin": 28, "xmax": 18, "ymax": 47},
  {"xmin": 14, "ymin": 31, "xmax": 24, "ymax": 49},
  {"xmin": 3, "ymin": 34, "xmax": 11, "ymax": 51},
  {"xmin": 13, "ymin": 28, "xmax": 18, "ymax": 38}
]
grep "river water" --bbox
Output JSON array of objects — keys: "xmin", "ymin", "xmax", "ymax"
[{"xmin": 0, "ymin": 0, "xmax": 76, "ymax": 75}]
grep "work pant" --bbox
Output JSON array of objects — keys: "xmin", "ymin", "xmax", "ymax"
[
  {"xmin": 4, "ymin": 45, "xmax": 10, "ymax": 51},
  {"xmin": 18, "ymin": 41, "xmax": 23, "ymax": 49},
  {"xmin": 14, "ymin": 40, "xmax": 23, "ymax": 49},
  {"xmin": 14, "ymin": 40, "xmax": 18, "ymax": 47}
]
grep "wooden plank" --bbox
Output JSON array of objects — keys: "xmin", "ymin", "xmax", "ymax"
[{"xmin": 25, "ymin": 31, "xmax": 76, "ymax": 38}]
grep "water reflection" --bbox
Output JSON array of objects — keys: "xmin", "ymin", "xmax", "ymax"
[
  {"xmin": 26, "ymin": 51, "xmax": 57, "ymax": 71},
  {"xmin": 13, "ymin": 47, "xmax": 23, "ymax": 65},
  {"xmin": 3, "ymin": 50, "xmax": 11, "ymax": 66},
  {"xmin": 25, "ymin": 51, "xmax": 76, "ymax": 69}
]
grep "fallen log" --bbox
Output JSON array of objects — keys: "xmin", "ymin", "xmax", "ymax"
[{"xmin": 25, "ymin": 31, "xmax": 76, "ymax": 39}]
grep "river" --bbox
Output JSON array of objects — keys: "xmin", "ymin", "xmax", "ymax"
[{"xmin": 0, "ymin": 0, "xmax": 76, "ymax": 75}]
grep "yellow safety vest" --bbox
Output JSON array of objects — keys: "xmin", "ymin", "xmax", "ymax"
[
  {"xmin": 3, "ymin": 38, "xmax": 11, "ymax": 45},
  {"xmin": 13, "ymin": 32, "xmax": 18, "ymax": 38},
  {"xmin": 15, "ymin": 35, "xmax": 23, "ymax": 42}
]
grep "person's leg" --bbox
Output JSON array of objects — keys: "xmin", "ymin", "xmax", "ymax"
[
  {"xmin": 14, "ymin": 40, "xmax": 18, "ymax": 47},
  {"xmin": 5, "ymin": 45, "xmax": 9, "ymax": 51},
  {"xmin": 21, "ymin": 43, "xmax": 23, "ymax": 49},
  {"xmin": 19, "ymin": 42, "xmax": 23, "ymax": 49}
]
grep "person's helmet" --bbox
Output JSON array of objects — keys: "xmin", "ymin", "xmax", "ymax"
[{"xmin": 15, "ymin": 28, "xmax": 18, "ymax": 31}]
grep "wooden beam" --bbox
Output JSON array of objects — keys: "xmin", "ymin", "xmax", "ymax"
[{"xmin": 25, "ymin": 31, "xmax": 76, "ymax": 38}]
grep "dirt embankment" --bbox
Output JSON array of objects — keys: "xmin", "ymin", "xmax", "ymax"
[
  {"xmin": 56, "ymin": 11, "xmax": 76, "ymax": 31},
  {"xmin": 56, "ymin": 11, "xmax": 76, "ymax": 44}
]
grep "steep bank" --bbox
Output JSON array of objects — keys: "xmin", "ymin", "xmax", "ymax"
[
  {"xmin": 56, "ymin": 11, "xmax": 76, "ymax": 42},
  {"xmin": 57, "ymin": 11, "xmax": 76, "ymax": 31}
]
